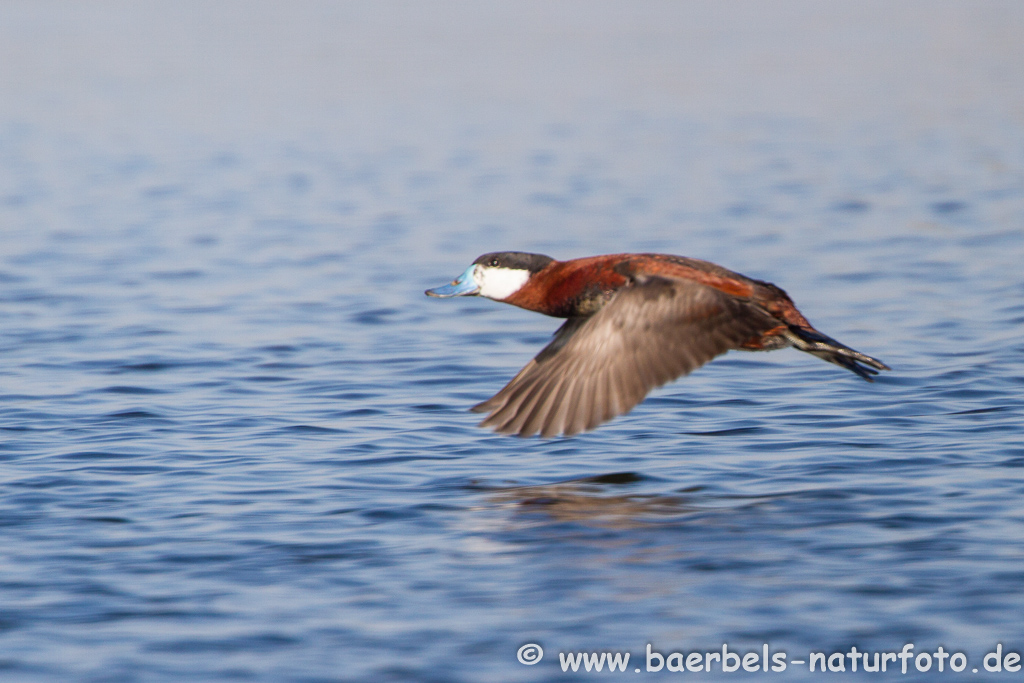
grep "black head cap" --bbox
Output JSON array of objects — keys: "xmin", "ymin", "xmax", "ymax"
[{"xmin": 473, "ymin": 251, "xmax": 554, "ymax": 273}]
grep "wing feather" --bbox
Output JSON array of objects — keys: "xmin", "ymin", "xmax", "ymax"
[
  {"xmin": 475, "ymin": 277, "xmax": 779, "ymax": 436},
  {"xmin": 540, "ymin": 365, "xmax": 582, "ymax": 438}
]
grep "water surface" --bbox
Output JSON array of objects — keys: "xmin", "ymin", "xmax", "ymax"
[{"xmin": 2, "ymin": 2, "xmax": 1024, "ymax": 681}]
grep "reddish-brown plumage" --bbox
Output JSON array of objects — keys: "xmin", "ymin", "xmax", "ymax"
[
  {"xmin": 616, "ymin": 254, "xmax": 757, "ymax": 299},
  {"xmin": 426, "ymin": 251, "xmax": 889, "ymax": 437},
  {"xmin": 505, "ymin": 255, "xmax": 629, "ymax": 317},
  {"xmin": 507, "ymin": 254, "xmax": 817, "ymax": 352}
]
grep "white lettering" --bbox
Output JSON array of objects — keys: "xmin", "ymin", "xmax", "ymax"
[
  {"xmin": 898, "ymin": 643, "xmax": 915, "ymax": 673},
  {"xmin": 722, "ymin": 644, "xmax": 740, "ymax": 672},
  {"xmin": 846, "ymin": 646, "xmax": 860, "ymax": 672},
  {"xmin": 645, "ymin": 644, "xmax": 664, "ymax": 672},
  {"xmin": 559, "ymin": 651, "xmax": 628, "ymax": 672},
  {"xmin": 581, "ymin": 652, "xmax": 605, "ymax": 672},
  {"xmin": 559, "ymin": 652, "xmax": 582, "ymax": 672},
  {"xmin": 606, "ymin": 652, "xmax": 630, "ymax": 672},
  {"xmin": 985, "ymin": 644, "xmax": 1003, "ymax": 672}
]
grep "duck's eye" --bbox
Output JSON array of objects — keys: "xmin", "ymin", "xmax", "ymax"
[{"xmin": 489, "ymin": 258, "xmax": 500, "ymax": 267}]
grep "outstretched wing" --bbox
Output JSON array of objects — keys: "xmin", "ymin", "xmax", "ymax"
[{"xmin": 472, "ymin": 276, "xmax": 779, "ymax": 437}]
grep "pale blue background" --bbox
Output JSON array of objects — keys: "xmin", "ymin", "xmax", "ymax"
[{"xmin": 1, "ymin": 2, "xmax": 1023, "ymax": 681}]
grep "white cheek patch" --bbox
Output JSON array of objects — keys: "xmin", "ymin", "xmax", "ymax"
[{"xmin": 475, "ymin": 266, "xmax": 531, "ymax": 300}]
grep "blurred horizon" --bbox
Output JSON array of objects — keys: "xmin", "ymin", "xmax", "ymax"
[
  {"xmin": 1, "ymin": 4, "xmax": 1023, "ymax": 681},
  {"xmin": 2, "ymin": 0, "xmax": 1022, "ymax": 147}
]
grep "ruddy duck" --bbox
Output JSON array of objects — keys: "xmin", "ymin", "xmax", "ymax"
[{"xmin": 427, "ymin": 252, "xmax": 889, "ymax": 437}]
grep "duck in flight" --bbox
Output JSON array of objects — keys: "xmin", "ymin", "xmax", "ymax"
[{"xmin": 426, "ymin": 252, "xmax": 889, "ymax": 437}]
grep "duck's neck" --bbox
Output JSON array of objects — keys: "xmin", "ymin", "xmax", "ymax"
[{"xmin": 502, "ymin": 257, "xmax": 629, "ymax": 318}]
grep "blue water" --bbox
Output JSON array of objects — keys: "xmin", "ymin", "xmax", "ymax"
[{"xmin": 2, "ymin": 3, "xmax": 1024, "ymax": 681}]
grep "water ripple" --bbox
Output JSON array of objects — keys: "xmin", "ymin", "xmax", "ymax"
[{"xmin": 1, "ymin": 11, "xmax": 1023, "ymax": 680}]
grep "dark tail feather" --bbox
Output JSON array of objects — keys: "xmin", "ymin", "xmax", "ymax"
[{"xmin": 785, "ymin": 326, "xmax": 890, "ymax": 382}]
